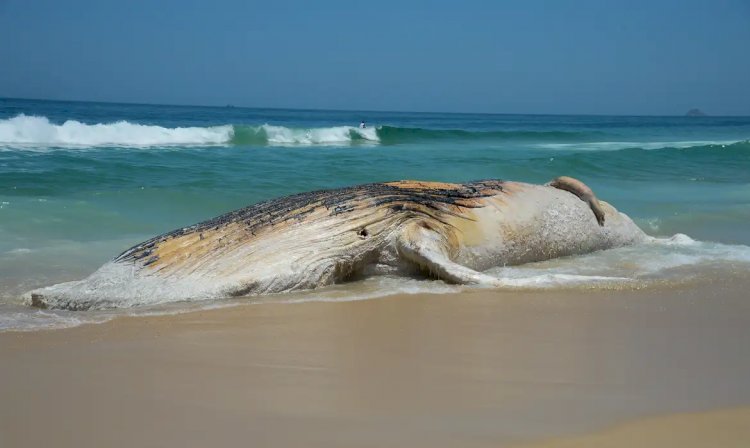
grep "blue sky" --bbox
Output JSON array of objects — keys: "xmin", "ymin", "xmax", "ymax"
[{"xmin": 1, "ymin": 0, "xmax": 749, "ymax": 115}]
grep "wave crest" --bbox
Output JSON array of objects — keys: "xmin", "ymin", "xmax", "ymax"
[
  {"xmin": 0, "ymin": 114, "xmax": 233, "ymax": 147},
  {"xmin": 232, "ymin": 124, "xmax": 379, "ymax": 146},
  {"xmin": 0, "ymin": 115, "xmax": 382, "ymax": 148},
  {"xmin": 2, "ymin": 114, "xmax": 748, "ymax": 151}
]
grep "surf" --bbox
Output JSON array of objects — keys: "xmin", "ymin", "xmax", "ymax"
[
  {"xmin": 2, "ymin": 114, "xmax": 748, "ymax": 151},
  {"xmin": 231, "ymin": 124, "xmax": 379, "ymax": 146},
  {"xmin": 0, "ymin": 114, "xmax": 233, "ymax": 147}
]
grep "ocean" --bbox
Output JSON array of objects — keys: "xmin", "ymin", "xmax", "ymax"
[{"xmin": 1, "ymin": 97, "xmax": 749, "ymax": 331}]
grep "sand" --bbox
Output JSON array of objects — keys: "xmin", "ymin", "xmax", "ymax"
[
  {"xmin": 516, "ymin": 407, "xmax": 750, "ymax": 448},
  {"xmin": 2, "ymin": 275, "xmax": 750, "ymax": 447}
]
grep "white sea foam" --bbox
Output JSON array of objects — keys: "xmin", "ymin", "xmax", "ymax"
[
  {"xmin": 5, "ymin": 248, "xmax": 32, "ymax": 255},
  {"xmin": 0, "ymin": 114, "xmax": 233, "ymax": 148},
  {"xmin": 537, "ymin": 140, "xmax": 741, "ymax": 151},
  {"xmin": 0, "ymin": 307, "xmax": 109, "ymax": 332},
  {"xmin": 0, "ymin": 276, "xmax": 458, "ymax": 332},
  {"xmin": 485, "ymin": 234, "xmax": 750, "ymax": 287},
  {"xmin": 496, "ymin": 273, "xmax": 634, "ymax": 287},
  {"xmin": 0, "ymin": 115, "xmax": 381, "ymax": 149},
  {"xmin": 270, "ymin": 276, "xmax": 462, "ymax": 304},
  {"xmin": 260, "ymin": 124, "xmax": 379, "ymax": 145}
]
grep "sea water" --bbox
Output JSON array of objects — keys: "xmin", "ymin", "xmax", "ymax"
[{"xmin": 1, "ymin": 98, "xmax": 749, "ymax": 330}]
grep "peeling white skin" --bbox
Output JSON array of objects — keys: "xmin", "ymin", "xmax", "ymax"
[
  {"xmin": 25, "ymin": 179, "xmax": 647, "ymax": 310},
  {"xmin": 454, "ymin": 185, "xmax": 644, "ymax": 271}
]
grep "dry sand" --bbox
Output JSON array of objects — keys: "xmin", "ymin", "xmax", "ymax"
[{"xmin": 2, "ymin": 275, "xmax": 750, "ymax": 447}]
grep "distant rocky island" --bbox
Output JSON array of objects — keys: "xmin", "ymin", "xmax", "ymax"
[{"xmin": 685, "ymin": 108, "xmax": 707, "ymax": 117}]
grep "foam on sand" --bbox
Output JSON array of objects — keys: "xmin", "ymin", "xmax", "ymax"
[{"xmin": 486, "ymin": 234, "xmax": 750, "ymax": 287}]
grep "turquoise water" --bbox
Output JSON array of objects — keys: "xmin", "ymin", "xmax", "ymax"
[{"xmin": 1, "ymin": 98, "xmax": 749, "ymax": 330}]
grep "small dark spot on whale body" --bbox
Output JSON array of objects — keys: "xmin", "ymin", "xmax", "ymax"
[{"xmin": 358, "ymin": 228, "xmax": 369, "ymax": 238}]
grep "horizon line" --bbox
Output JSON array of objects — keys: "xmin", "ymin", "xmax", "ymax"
[{"xmin": 0, "ymin": 95, "xmax": 745, "ymax": 119}]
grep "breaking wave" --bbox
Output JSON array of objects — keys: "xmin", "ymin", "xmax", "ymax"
[
  {"xmin": 0, "ymin": 115, "xmax": 233, "ymax": 147},
  {"xmin": 231, "ymin": 124, "xmax": 379, "ymax": 145},
  {"xmin": 0, "ymin": 115, "xmax": 379, "ymax": 148},
  {"xmin": 1, "ymin": 115, "xmax": 748, "ymax": 151}
]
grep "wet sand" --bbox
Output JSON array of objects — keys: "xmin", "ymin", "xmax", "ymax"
[
  {"xmin": 2, "ymin": 276, "xmax": 750, "ymax": 447},
  {"xmin": 516, "ymin": 407, "xmax": 750, "ymax": 448}
]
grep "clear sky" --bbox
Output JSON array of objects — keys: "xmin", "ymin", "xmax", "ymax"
[{"xmin": 1, "ymin": 0, "xmax": 749, "ymax": 115}]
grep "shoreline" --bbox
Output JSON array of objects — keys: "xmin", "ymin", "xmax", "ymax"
[
  {"xmin": 3, "ymin": 260, "xmax": 747, "ymax": 334},
  {"xmin": 2, "ymin": 277, "xmax": 750, "ymax": 447}
]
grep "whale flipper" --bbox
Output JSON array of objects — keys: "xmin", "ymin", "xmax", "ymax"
[
  {"xmin": 397, "ymin": 222, "xmax": 500, "ymax": 286},
  {"xmin": 548, "ymin": 176, "xmax": 606, "ymax": 226}
]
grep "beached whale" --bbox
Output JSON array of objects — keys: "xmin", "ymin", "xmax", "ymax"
[{"xmin": 26, "ymin": 177, "xmax": 647, "ymax": 310}]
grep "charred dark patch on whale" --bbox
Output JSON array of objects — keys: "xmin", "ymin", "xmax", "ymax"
[{"xmin": 115, "ymin": 180, "xmax": 505, "ymax": 264}]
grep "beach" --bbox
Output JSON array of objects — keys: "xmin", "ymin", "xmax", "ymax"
[
  {"xmin": 3, "ymin": 273, "xmax": 749, "ymax": 447},
  {"xmin": 3, "ymin": 1, "xmax": 749, "ymax": 445},
  {"xmin": 2, "ymin": 98, "xmax": 749, "ymax": 446}
]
